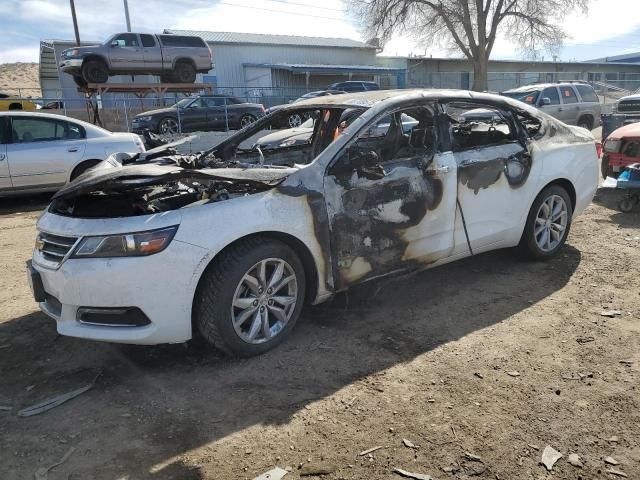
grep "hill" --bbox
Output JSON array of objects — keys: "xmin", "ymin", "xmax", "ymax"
[{"xmin": 0, "ymin": 63, "xmax": 40, "ymax": 97}]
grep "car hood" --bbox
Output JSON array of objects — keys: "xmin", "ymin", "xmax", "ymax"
[
  {"xmin": 135, "ymin": 107, "xmax": 176, "ymax": 118},
  {"xmin": 618, "ymin": 93, "xmax": 640, "ymax": 102},
  {"xmin": 52, "ymin": 162, "xmax": 297, "ymax": 200}
]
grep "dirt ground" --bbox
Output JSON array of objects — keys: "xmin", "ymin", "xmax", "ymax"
[{"xmin": 0, "ymin": 186, "xmax": 638, "ymax": 480}]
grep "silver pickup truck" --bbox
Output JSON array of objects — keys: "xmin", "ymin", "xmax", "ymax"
[{"xmin": 60, "ymin": 33, "xmax": 213, "ymax": 86}]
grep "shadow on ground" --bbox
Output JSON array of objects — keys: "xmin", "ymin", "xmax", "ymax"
[
  {"xmin": 0, "ymin": 246, "xmax": 581, "ymax": 479},
  {"xmin": 0, "ymin": 193, "xmax": 52, "ymax": 215}
]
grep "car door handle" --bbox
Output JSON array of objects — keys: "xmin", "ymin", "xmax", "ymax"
[{"xmin": 67, "ymin": 147, "xmax": 79, "ymax": 152}]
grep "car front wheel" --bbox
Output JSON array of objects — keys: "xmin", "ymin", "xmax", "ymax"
[
  {"xmin": 240, "ymin": 114, "xmax": 257, "ymax": 128},
  {"xmin": 194, "ymin": 237, "xmax": 306, "ymax": 357},
  {"xmin": 158, "ymin": 117, "xmax": 179, "ymax": 135},
  {"xmin": 519, "ymin": 185, "xmax": 573, "ymax": 260}
]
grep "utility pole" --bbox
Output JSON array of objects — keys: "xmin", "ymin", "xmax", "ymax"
[
  {"xmin": 69, "ymin": 0, "xmax": 80, "ymax": 45},
  {"xmin": 123, "ymin": 0, "xmax": 132, "ymax": 32}
]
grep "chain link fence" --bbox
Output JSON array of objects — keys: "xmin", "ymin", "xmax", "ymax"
[{"xmin": 5, "ymin": 73, "xmax": 640, "ymax": 132}]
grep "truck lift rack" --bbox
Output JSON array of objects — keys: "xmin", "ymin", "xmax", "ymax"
[{"xmin": 78, "ymin": 82, "xmax": 214, "ymax": 127}]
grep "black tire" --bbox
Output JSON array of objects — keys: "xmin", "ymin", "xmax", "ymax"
[
  {"xmin": 240, "ymin": 114, "xmax": 257, "ymax": 129},
  {"xmin": 518, "ymin": 185, "xmax": 573, "ymax": 260},
  {"xmin": 8, "ymin": 103, "xmax": 22, "ymax": 110},
  {"xmin": 72, "ymin": 75, "xmax": 88, "ymax": 88},
  {"xmin": 81, "ymin": 60, "xmax": 109, "ymax": 84},
  {"xmin": 577, "ymin": 115, "xmax": 593, "ymax": 131},
  {"xmin": 601, "ymin": 155, "xmax": 619, "ymax": 179},
  {"xmin": 70, "ymin": 159, "xmax": 102, "ymax": 181},
  {"xmin": 173, "ymin": 62, "xmax": 196, "ymax": 83},
  {"xmin": 619, "ymin": 197, "xmax": 635, "ymax": 213},
  {"xmin": 194, "ymin": 237, "xmax": 306, "ymax": 357}
]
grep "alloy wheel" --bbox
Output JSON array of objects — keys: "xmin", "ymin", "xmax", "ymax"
[
  {"xmin": 288, "ymin": 114, "xmax": 303, "ymax": 128},
  {"xmin": 240, "ymin": 115, "xmax": 256, "ymax": 128},
  {"xmin": 231, "ymin": 258, "xmax": 298, "ymax": 344},
  {"xmin": 159, "ymin": 118, "xmax": 179, "ymax": 135},
  {"xmin": 534, "ymin": 194, "xmax": 568, "ymax": 252}
]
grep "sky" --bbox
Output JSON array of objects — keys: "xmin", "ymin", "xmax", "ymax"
[{"xmin": 0, "ymin": 0, "xmax": 639, "ymax": 64}]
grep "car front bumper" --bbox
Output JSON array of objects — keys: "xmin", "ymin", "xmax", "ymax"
[
  {"xmin": 31, "ymin": 230, "xmax": 209, "ymax": 345},
  {"xmin": 131, "ymin": 117, "xmax": 158, "ymax": 133},
  {"xmin": 60, "ymin": 59, "xmax": 83, "ymax": 73}
]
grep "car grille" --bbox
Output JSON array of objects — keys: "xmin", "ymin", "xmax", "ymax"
[
  {"xmin": 617, "ymin": 100, "xmax": 640, "ymax": 113},
  {"xmin": 37, "ymin": 231, "xmax": 79, "ymax": 266}
]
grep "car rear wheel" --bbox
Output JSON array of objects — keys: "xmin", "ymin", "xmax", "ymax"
[
  {"xmin": 577, "ymin": 115, "xmax": 593, "ymax": 131},
  {"xmin": 158, "ymin": 117, "xmax": 179, "ymax": 135},
  {"xmin": 519, "ymin": 185, "xmax": 573, "ymax": 260},
  {"xmin": 194, "ymin": 237, "xmax": 306, "ymax": 357},
  {"xmin": 173, "ymin": 62, "xmax": 196, "ymax": 83},
  {"xmin": 240, "ymin": 114, "xmax": 257, "ymax": 128},
  {"xmin": 81, "ymin": 60, "xmax": 109, "ymax": 83}
]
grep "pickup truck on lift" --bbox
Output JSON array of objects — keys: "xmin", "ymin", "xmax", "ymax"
[{"xmin": 60, "ymin": 33, "xmax": 213, "ymax": 87}]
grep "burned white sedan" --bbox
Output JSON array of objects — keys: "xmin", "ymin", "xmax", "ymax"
[{"xmin": 29, "ymin": 90, "xmax": 598, "ymax": 356}]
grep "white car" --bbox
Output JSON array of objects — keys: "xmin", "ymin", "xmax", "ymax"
[
  {"xmin": 0, "ymin": 112, "xmax": 144, "ymax": 195},
  {"xmin": 29, "ymin": 90, "xmax": 599, "ymax": 357}
]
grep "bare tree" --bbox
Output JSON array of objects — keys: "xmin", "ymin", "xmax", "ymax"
[{"xmin": 350, "ymin": 0, "xmax": 590, "ymax": 91}]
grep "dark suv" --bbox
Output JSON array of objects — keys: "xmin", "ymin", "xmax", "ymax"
[
  {"xmin": 132, "ymin": 95, "xmax": 265, "ymax": 134},
  {"xmin": 327, "ymin": 81, "xmax": 380, "ymax": 92}
]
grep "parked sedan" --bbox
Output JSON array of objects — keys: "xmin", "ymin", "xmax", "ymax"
[
  {"xmin": 0, "ymin": 112, "xmax": 144, "ymax": 196},
  {"xmin": 132, "ymin": 95, "xmax": 265, "ymax": 134},
  {"xmin": 30, "ymin": 90, "xmax": 598, "ymax": 357}
]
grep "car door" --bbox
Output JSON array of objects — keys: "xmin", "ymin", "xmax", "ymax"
[
  {"xmin": 537, "ymin": 86, "xmax": 562, "ymax": 120},
  {"xmin": 558, "ymin": 85, "xmax": 580, "ymax": 125},
  {"xmin": 444, "ymin": 101, "xmax": 538, "ymax": 250},
  {"xmin": 179, "ymin": 97, "xmax": 209, "ymax": 132},
  {"xmin": 108, "ymin": 33, "xmax": 143, "ymax": 71},
  {"xmin": 323, "ymin": 105, "xmax": 457, "ymax": 290},
  {"xmin": 204, "ymin": 97, "xmax": 230, "ymax": 130},
  {"xmin": 140, "ymin": 34, "xmax": 162, "ymax": 71},
  {"xmin": 7, "ymin": 116, "xmax": 86, "ymax": 190},
  {"xmin": 0, "ymin": 117, "xmax": 11, "ymax": 191}
]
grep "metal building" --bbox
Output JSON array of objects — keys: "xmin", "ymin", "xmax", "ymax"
[{"xmin": 163, "ymin": 30, "xmax": 406, "ymax": 103}]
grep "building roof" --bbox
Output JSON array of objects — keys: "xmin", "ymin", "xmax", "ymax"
[
  {"xmin": 163, "ymin": 29, "xmax": 373, "ymax": 49},
  {"xmin": 587, "ymin": 51, "xmax": 640, "ymax": 64},
  {"xmin": 244, "ymin": 63, "xmax": 405, "ymax": 73}
]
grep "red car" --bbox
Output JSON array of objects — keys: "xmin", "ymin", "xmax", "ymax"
[{"xmin": 602, "ymin": 122, "xmax": 640, "ymax": 178}]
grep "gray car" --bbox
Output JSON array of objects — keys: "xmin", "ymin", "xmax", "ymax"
[
  {"xmin": 501, "ymin": 82, "xmax": 601, "ymax": 130},
  {"xmin": 60, "ymin": 33, "xmax": 212, "ymax": 86}
]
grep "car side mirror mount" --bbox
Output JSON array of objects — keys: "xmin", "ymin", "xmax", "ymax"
[{"xmin": 540, "ymin": 97, "xmax": 551, "ymax": 106}]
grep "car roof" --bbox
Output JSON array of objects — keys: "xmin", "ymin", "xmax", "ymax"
[
  {"xmin": 503, "ymin": 82, "xmax": 592, "ymax": 93},
  {"xmin": 0, "ymin": 111, "xmax": 111, "ymax": 133},
  {"xmin": 283, "ymin": 88, "xmax": 543, "ymax": 117}
]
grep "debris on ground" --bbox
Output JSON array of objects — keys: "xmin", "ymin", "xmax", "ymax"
[
  {"xmin": 506, "ymin": 371, "xmax": 521, "ymax": 377},
  {"xmin": 402, "ymin": 439, "xmax": 418, "ymax": 449},
  {"xmin": 392, "ymin": 467, "xmax": 433, "ymax": 480},
  {"xmin": 606, "ymin": 468, "xmax": 628, "ymax": 478},
  {"xmin": 604, "ymin": 456, "xmax": 620, "ymax": 466},
  {"xmin": 576, "ymin": 336, "xmax": 595, "ymax": 344},
  {"xmin": 34, "ymin": 447, "xmax": 75, "ymax": 480},
  {"xmin": 474, "ymin": 372, "xmax": 484, "ymax": 379},
  {"xmin": 541, "ymin": 445, "xmax": 562, "ymax": 471},
  {"xmin": 253, "ymin": 467, "xmax": 288, "ymax": 480},
  {"xmin": 358, "ymin": 446, "xmax": 383, "ymax": 456},
  {"xmin": 464, "ymin": 452, "xmax": 482, "ymax": 462},
  {"xmin": 567, "ymin": 453, "xmax": 583, "ymax": 468},
  {"xmin": 607, "ymin": 436, "xmax": 620, "ymax": 443},
  {"xmin": 528, "ymin": 444, "xmax": 540, "ymax": 451},
  {"xmin": 299, "ymin": 463, "xmax": 336, "ymax": 476},
  {"xmin": 18, "ymin": 372, "xmax": 101, "ymax": 417},
  {"xmin": 600, "ymin": 310, "xmax": 622, "ymax": 317}
]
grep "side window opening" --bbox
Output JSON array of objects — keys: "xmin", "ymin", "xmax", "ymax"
[
  {"xmin": 140, "ymin": 34, "xmax": 156, "ymax": 48},
  {"xmin": 445, "ymin": 102, "xmax": 517, "ymax": 152},
  {"xmin": 575, "ymin": 84, "xmax": 599, "ymax": 103},
  {"xmin": 331, "ymin": 106, "xmax": 436, "ymax": 178},
  {"xmin": 516, "ymin": 112, "xmax": 543, "ymax": 139}
]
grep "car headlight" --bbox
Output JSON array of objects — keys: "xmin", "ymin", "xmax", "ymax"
[
  {"xmin": 278, "ymin": 138, "xmax": 298, "ymax": 147},
  {"xmin": 136, "ymin": 116, "xmax": 153, "ymax": 122},
  {"xmin": 71, "ymin": 226, "xmax": 178, "ymax": 258},
  {"xmin": 603, "ymin": 138, "xmax": 621, "ymax": 153},
  {"xmin": 64, "ymin": 49, "xmax": 80, "ymax": 58}
]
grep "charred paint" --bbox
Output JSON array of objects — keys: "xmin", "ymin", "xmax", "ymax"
[
  {"xmin": 457, "ymin": 150, "xmax": 532, "ymax": 194},
  {"xmin": 327, "ymin": 168, "xmax": 443, "ymax": 289}
]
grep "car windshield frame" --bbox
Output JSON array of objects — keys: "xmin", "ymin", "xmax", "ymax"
[{"xmin": 175, "ymin": 98, "xmax": 196, "ymax": 109}]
